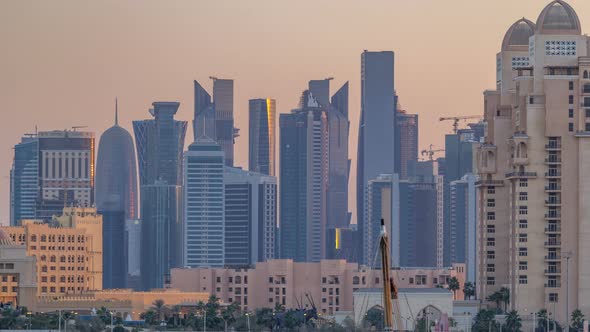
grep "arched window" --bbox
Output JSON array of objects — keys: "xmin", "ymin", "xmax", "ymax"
[
  {"xmin": 41, "ymin": 235, "xmax": 47, "ymax": 242},
  {"xmin": 31, "ymin": 235, "xmax": 37, "ymax": 242},
  {"xmin": 584, "ymin": 70, "xmax": 589, "ymax": 79},
  {"xmin": 50, "ymin": 256, "xmax": 56, "ymax": 263},
  {"xmin": 40, "ymin": 255, "xmax": 47, "ymax": 262},
  {"xmin": 353, "ymin": 276, "xmax": 360, "ymax": 285}
]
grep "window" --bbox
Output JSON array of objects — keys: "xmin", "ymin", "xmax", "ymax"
[
  {"xmin": 519, "ymin": 247, "xmax": 528, "ymax": 257},
  {"xmin": 569, "ymin": 123, "xmax": 574, "ymax": 132},
  {"xmin": 487, "ymin": 187, "xmax": 495, "ymax": 195},
  {"xmin": 409, "ymin": 277, "xmax": 414, "ymax": 284},
  {"xmin": 519, "ymin": 275, "xmax": 528, "ymax": 285},
  {"xmin": 487, "ymin": 225, "xmax": 495, "ymax": 233},
  {"xmin": 487, "ymin": 277, "xmax": 495, "ymax": 285},
  {"xmin": 268, "ymin": 277, "xmax": 273, "ymax": 283},
  {"xmin": 569, "ymin": 95, "xmax": 574, "ymax": 104},
  {"xmin": 549, "ymin": 293, "xmax": 559, "ymax": 302},
  {"xmin": 586, "ymin": 109, "xmax": 590, "ymax": 118},
  {"xmin": 487, "ymin": 199, "xmax": 496, "ymax": 207},
  {"xmin": 487, "ymin": 212, "xmax": 496, "ymax": 220},
  {"xmin": 487, "ymin": 264, "xmax": 495, "ymax": 272},
  {"xmin": 519, "ymin": 192, "xmax": 528, "ymax": 201},
  {"xmin": 520, "ymin": 179, "xmax": 528, "ymax": 187},
  {"xmin": 216, "ymin": 277, "xmax": 221, "ymax": 283},
  {"xmin": 570, "ymin": 109, "xmax": 574, "ymax": 118},
  {"xmin": 519, "ymin": 220, "xmax": 528, "ymax": 229},
  {"xmin": 487, "ymin": 251, "xmax": 495, "ymax": 259},
  {"xmin": 569, "ymin": 81, "xmax": 574, "ymax": 90},
  {"xmin": 519, "ymin": 206, "xmax": 528, "ymax": 215},
  {"xmin": 487, "ymin": 237, "xmax": 496, "ymax": 246},
  {"xmin": 585, "ymin": 123, "xmax": 590, "ymax": 132},
  {"xmin": 353, "ymin": 276, "xmax": 359, "ymax": 285},
  {"xmin": 585, "ymin": 70, "xmax": 589, "ymax": 79},
  {"xmin": 519, "ymin": 261, "xmax": 528, "ymax": 271}
]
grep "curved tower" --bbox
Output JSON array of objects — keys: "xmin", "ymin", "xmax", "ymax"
[{"xmin": 96, "ymin": 101, "xmax": 139, "ymax": 289}]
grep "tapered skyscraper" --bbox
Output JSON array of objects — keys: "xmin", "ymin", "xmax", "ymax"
[
  {"xmin": 356, "ymin": 51, "xmax": 396, "ymax": 265},
  {"xmin": 133, "ymin": 102, "xmax": 186, "ymax": 290},
  {"xmin": 249, "ymin": 98, "xmax": 276, "ymax": 176},
  {"xmin": 193, "ymin": 78, "xmax": 237, "ymax": 167},
  {"xmin": 96, "ymin": 101, "xmax": 138, "ymax": 289}
]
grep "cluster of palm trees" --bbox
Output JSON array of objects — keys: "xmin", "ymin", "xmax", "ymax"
[{"xmin": 486, "ymin": 287, "xmax": 510, "ymax": 312}]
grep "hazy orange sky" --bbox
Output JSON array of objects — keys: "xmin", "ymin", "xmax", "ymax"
[{"xmin": 2, "ymin": 0, "xmax": 590, "ymax": 225}]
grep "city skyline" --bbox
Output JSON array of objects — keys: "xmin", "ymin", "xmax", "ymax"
[{"xmin": 6, "ymin": 1, "xmax": 590, "ymax": 224}]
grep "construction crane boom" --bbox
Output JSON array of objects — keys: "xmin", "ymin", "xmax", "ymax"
[
  {"xmin": 421, "ymin": 144, "xmax": 445, "ymax": 161},
  {"xmin": 439, "ymin": 115, "xmax": 482, "ymax": 133},
  {"xmin": 379, "ymin": 218, "xmax": 403, "ymax": 331}
]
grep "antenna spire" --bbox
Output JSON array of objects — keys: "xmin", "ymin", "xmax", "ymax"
[{"xmin": 115, "ymin": 97, "xmax": 119, "ymax": 126}]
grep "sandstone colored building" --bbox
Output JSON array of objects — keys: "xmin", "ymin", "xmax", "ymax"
[
  {"xmin": 1, "ymin": 207, "xmax": 103, "ymax": 297},
  {"xmin": 170, "ymin": 259, "xmax": 465, "ymax": 315},
  {"xmin": 0, "ymin": 229, "xmax": 36, "ymax": 308}
]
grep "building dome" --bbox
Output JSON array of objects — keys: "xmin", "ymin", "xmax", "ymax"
[
  {"xmin": 0, "ymin": 229, "xmax": 15, "ymax": 245},
  {"xmin": 536, "ymin": 0, "xmax": 581, "ymax": 35},
  {"xmin": 502, "ymin": 18, "xmax": 535, "ymax": 51}
]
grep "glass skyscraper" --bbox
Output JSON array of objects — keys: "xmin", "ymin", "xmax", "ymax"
[
  {"xmin": 10, "ymin": 136, "xmax": 38, "ymax": 226},
  {"xmin": 356, "ymin": 50, "xmax": 396, "ymax": 265},
  {"xmin": 248, "ymin": 98, "xmax": 276, "ymax": 176},
  {"xmin": 133, "ymin": 101, "xmax": 186, "ymax": 289},
  {"xmin": 96, "ymin": 106, "xmax": 138, "ymax": 289}
]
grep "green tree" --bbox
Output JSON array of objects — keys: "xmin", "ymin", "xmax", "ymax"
[
  {"xmin": 448, "ymin": 277, "xmax": 461, "ymax": 300},
  {"xmin": 141, "ymin": 310, "xmax": 157, "ymax": 326},
  {"xmin": 463, "ymin": 281, "xmax": 476, "ymax": 300},
  {"xmin": 487, "ymin": 291, "xmax": 502, "ymax": 311},
  {"xmin": 152, "ymin": 299, "xmax": 167, "ymax": 321},
  {"xmin": 363, "ymin": 307, "xmax": 384, "ymax": 331},
  {"xmin": 256, "ymin": 307, "xmax": 275, "ymax": 330},
  {"xmin": 537, "ymin": 309, "xmax": 549, "ymax": 332},
  {"xmin": 472, "ymin": 309, "xmax": 498, "ymax": 332},
  {"xmin": 499, "ymin": 287, "xmax": 510, "ymax": 312},
  {"xmin": 571, "ymin": 309, "xmax": 585, "ymax": 331},
  {"xmin": 505, "ymin": 310, "xmax": 522, "ymax": 332},
  {"xmin": 222, "ymin": 302, "xmax": 240, "ymax": 327}
]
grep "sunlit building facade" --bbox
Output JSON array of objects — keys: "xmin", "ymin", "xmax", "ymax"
[{"xmin": 249, "ymin": 98, "xmax": 276, "ymax": 176}]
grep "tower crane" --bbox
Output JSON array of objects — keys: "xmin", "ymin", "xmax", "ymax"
[
  {"xmin": 71, "ymin": 126, "xmax": 88, "ymax": 132},
  {"xmin": 379, "ymin": 218, "xmax": 403, "ymax": 332},
  {"xmin": 439, "ymin": 115, "xmax": 482, "ymax": 133},
  {"xmin": 421, "ymin": 144, "xmax": 445, "ymax": 161}
]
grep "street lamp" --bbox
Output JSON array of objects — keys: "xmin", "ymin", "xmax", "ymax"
[
  {"xmin": 245, "ymin": 312, "xmax": 251, "ymax": 332},
  {"xmin": 109, "ymin": 310, "xmax": 115, "ymax": 332},
  {"xmin": 564, "ymin": 252, "xmax": 571, "ymax": 332}
]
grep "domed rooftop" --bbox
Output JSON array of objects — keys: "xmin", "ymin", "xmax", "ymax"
[
  {"xmin": 0, "ymin": 229, "xmax": 15, "ymax": 246},
  {"xmin": 536, "ymin": 0, "xmax": 581, "ymax": 35},
  {"xmin": 502, "ymin": 18, "xmax": 535, "ymax": 51}
]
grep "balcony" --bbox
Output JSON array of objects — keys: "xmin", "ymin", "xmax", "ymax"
[
  {"xmin": 545, "ymin": 185, "xmax": 562, "ymax": 192},
  {"xmin": 545, "ymin": 157, "xmax": 562, "ymax": 164},
  {"xmin": 545, "ymin": 282, "xmax": 562, "ymax": 288},
  {"xmin": 545, "ymin": 171, "xmax": 561, "ymax": 178},
  {"xmin": 545, "ymin": 143, "xmax": 562, "ymax": 150},
  {"xmin": 544, "ymin": 267, "xmax": 562, "ymax": 275},
  {"xmin": 544, "ymin": 240, "xmax": 562, "ymax": 247},
  {"xmin": 545, "ymin": 255, "xmax": 561, "ymax": 261},
  {"xmin": 545, "ymin": 199, "xmax": 562, "ymax": 206},
  {"xmin": 505, "ymin": 171, "xmax": 537, "ymax": 179},
  {"xmin": 545, "ymin": 225, "xmax": 562, "ymax": 233},
  {"xmin": 545, "ymin": 212, "xmax": 561, "ymax": 220},
  {"xmin": 475, "ymin": 179, "xmax": 504, "ymax": 187}
]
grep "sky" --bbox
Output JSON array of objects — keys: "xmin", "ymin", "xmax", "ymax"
[{"xmin": 2, "ymin": 0, "xmax": 590, "ymax": 225}]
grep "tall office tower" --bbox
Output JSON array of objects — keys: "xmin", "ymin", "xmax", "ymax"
[
  {"xmin": 450, "ymin": 174, "xmax": 477, "ymax": 282},
  {"xmin": 183, "ymin": 138, "xmax": 225, "ymax": 268},
  {"xmin": 442, "ymin": 128, "xmax": 478, "ymax": 266},
  {"xmin": 396, "ymin": 109, "xmax": 419, "ymax": 179},
  {"xmin": 224, "ymin": 167, "xmax": 277, "ymax": 266},
  {"xmin": 249, "ymin": 99, "xmax": 276, "ymax": 176},
  {"xmin": 356, "ymin": 51, "xmax": 396, "ymax": 265},
  {"xmin": 280, "ymin": 90, "xmax": 329, "ymax": 262},
  {"xmin": 96, "ymin": 105, "xmax": 138, "ymax": 289},
  {"xmin": 477, "ymin": 1, "xmax": 590, "ymax": 323},
  {"xmin": 10, "ymin": 135, "xmax": 38, "ymax": 226},
  {"xmin": 133, "ymin": 102, "xmax": 186, "ymax": 289},
  {"xmin": 36, "ymin": 130, "xmax": 95, "ymax": 221},
  {"xmin": 193, "ymin": 78, "xmax": 237, "ymax": 166},
  {"xmin": 125, "ymin": 219, "xmax": 141, "ymax": 290},
  {"xmin": 364, "ymin": 174, "xmax": 398, "ymax": 268}
]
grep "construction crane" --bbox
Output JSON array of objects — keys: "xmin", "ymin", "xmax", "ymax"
[
  {"xmin": 421, "ymin": 144, "xmax": 445, "ymax": 161},
  {"xmin": 71, "ymin": 126, "xmax": 88, "ymax": 131},
  {"xmin": 379, "ymin": 218, "xmax": 403, "ymax": 332},
  {"xmin": 439, "ymin": 115, "xmax": 482, "ymax": 133}
]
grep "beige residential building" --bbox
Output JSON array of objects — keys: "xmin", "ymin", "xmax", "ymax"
[
  {"xmin": 477, "ymin": 0, "xmax": 590, "ymax": 324},
  {"xmin": 170, "ymin": 259, "xmax": 465, "ymax": 315},
  {"xmin": 1, "ymin": 207, "xmax": 103, "ymax": 297},
  {"xmin": 0, "ymin": 229, "xmax": 36, "ymax": 308}
]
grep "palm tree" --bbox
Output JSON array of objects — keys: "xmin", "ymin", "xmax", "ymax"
[
  {"xmin": 499, "ymin": 287, "xmax": 510, "ymax": 312},
  {"xmin": 537, "ymin": 309, "xmax": 548, "ymax": 331},
  {"xmin": 571, "ymin": 309, "xmax": 584, "ymax": 331},
  {"xmin": 487, "ymin": 291, "xmax": 502, "ymax": 311},
  {"xmin": 448, "ymin": 277, "xmax": 460, "ymax": 300},
  {"xmin": 152, "ymin": 299, "xmax": 166, "ymax": 321},
  {"xmin": 505, "ymin": 310, "xmax": 522, "ymax": 332},
  {"xmin": 463, "ymin": 282, "xmax": 476, "ymax": 300}
]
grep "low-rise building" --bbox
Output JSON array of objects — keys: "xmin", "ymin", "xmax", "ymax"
[
  {"xmin": 0, "ymin": 229, "xmax": 36, "ymax": 308},
  {"xmin": 169, "ymin": 259, "xmax": 465, "ymax": 315}
]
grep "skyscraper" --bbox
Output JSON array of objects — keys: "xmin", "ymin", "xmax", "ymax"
[
  {"xmin": 36, "ymin": 130, "xmax": 95, "ymax": 221},
  {"xmin": 10, "ymin": 135, "xmax": 38, "ymax": 226},
  {"xmin": 133, "ymin": 102, "xmax": 186, "ymax": 289},
  {"xmin": 395, "ymin": 109, "xmax": 418, "ymax": 180},
  {"xmin": 450, "ymin": 174, "xmax": 477, "ymax": 282},
  {"xmin": 249, "ymin": 98, "xmax": 276, "ymax": 176},
  {"xmin": 477, "ymin": 1, "xmax": 590, "ymax": 323},
  {"xmin": 183, "ymin": 138, "xmax": 225, "ymax": 268},
  {"xmin": 193, "ymin": 78, "xmax": 237, "ymax": 167},
  {"xmin": 280, "ymin": 90, "xmax": 329, "ymax": 262},
  {"xmin": 356, "ymin": 50, "xmax": 396, "ymax": 265},
  {"xmin": 224, "ymin": 167, "xmax": 277, "ymax": 266},
  {"xmin": 96, "ymin": 103, "xmax": 138, "ymax": 289}
]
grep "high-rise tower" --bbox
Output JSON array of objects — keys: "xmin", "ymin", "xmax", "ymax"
[
  {"xmin": 10, "ymin": 135, "xmax": 38, "ymax": 226},
  {"xmin": 249, "ymin": 98, "xmax": 276, "ymax": 176}
]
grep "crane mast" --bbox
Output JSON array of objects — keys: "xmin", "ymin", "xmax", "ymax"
[{"xmin": 379, "ymin": 218, "xmax": 403, "ymax": 331}]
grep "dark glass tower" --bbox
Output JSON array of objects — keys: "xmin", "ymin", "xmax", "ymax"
[
  {"xmin": 96, "ymin": 104, "xmax": 138, "ymax": 289},
  {"xmin": 248, "ymin": 98, "xmax": 276, "ymax": 176},
  {"xmin": 133, "ymin": 102, "xmax": 187, "ymax": 290},
  {"xmin": 10, "ymin": 136, "xmax": 38, "ymax": 226},
  {"xmin": 356, "ymin": 51, "xmax": 396, "ymax": 265}
]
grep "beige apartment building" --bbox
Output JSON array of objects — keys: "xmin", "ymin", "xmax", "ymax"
[
  {"xmin": 170, "ymin": 259, "xmax": 465, "ymax": 315},
  {"xmin": 0, "ymin": 229, "xmax": 36, "ymax": 308},
  {"xmin": 477, "ymin": 0, "xmax": 590, "ymax": 324},
  {"xmin": 1, "ymin": 207, "xmax": 103, "ymax": 297}
]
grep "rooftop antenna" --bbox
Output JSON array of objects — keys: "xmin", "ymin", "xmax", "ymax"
[{"xmin": 115, "ymin": 97, "xmax": 119, "ymax": 126}]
